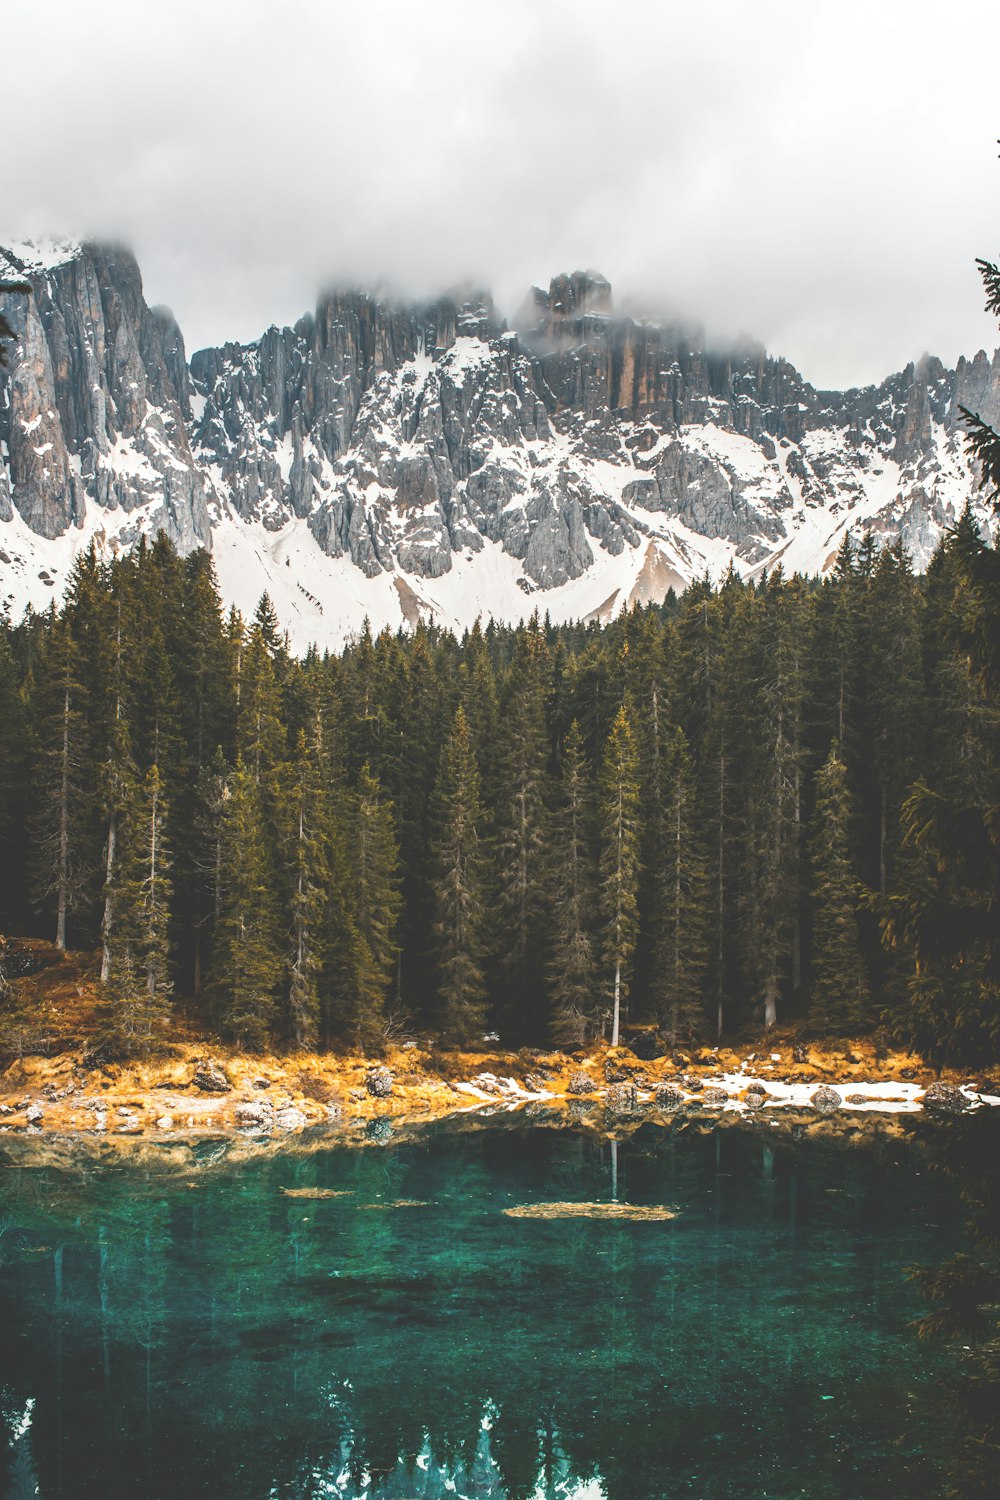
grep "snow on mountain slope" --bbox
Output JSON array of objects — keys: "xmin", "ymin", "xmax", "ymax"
[{"xmin": 2, "ymin": 246, "xmax": 997, "ymax": 648}]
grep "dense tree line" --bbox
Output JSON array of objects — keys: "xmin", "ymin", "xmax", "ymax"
[{"xmin": 0, "ymin": 511, "xmax": 997, "ymax": 1063}]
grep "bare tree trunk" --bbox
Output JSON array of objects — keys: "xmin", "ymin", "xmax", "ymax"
[
  {"xmin": 611, "ymin": 959, "xmax": 621, "ymax": 1048},
  {"xmin": 56, "ymin": 687, "xmax": 70, "ymax": 951},
  {"xmin": 672, "ymin": 791, "xmax": 682, "ymax": 1044},
  {"xmin": 145, "ymin": 778, "xmax": 160, "ymax": 997},
  {"xmin": 792, "ymin": 762, "xmax": 802, "ymax": 993},
  {"xmin": 716, "ymin": 746, "xmax": 725, "ymax": 1041},
  {"xmin": 100, "ymin": 811, "xmax": 117, "ymax": 983}
]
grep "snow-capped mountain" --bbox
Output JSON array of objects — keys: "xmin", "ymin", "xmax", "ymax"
[{"xmin": 2, "ymin": 241, "xmax": 997, "ymax": 649}]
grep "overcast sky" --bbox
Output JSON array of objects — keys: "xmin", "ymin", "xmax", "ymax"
[{"xmin": 4, "ymin": 0, "xmax": 1000, "ymax": 388}]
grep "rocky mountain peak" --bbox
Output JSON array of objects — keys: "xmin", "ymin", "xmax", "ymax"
[
  {"xmin": 520, "ymin": 270, "xmax": 614, "ymax": 345},
  {"xmin": 1, "ymin": 238, "xmax": 997, "ymax": 648}
]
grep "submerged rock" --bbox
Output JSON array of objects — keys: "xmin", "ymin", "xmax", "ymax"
[
  {"xmin": 654, "ymin": 1083, "xmax": 684, "ymax": 1109},
  {"xmin": 811, "ymin": 1086, "xmax": 842, "ymax": 1114},
  {"xmin": 744, "ymin": 1082, "xmax": 770, "ymax": 1108},
  {"xmin": 922, "ymin": 1082, "xmax": 968, "ymax": 1114},
  {"xmin": 366, "ymin": 1066, "xmax": 393, "ymax": 1099}
]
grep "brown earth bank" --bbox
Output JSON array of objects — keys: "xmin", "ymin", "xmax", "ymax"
[{"xmin": 2, "ymin": 938, "xmax": 998, "ymax": 1152}]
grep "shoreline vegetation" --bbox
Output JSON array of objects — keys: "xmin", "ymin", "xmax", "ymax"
[{"xmin": 2, "ymin": 940, "xmax": 997, "ymax": 1150}]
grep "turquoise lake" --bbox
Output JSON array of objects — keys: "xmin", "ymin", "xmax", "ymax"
[{"xmin": 0, "ymin": 1115, "xmax": 968, "ymax": 1499}]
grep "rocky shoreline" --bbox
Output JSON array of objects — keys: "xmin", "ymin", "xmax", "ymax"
[{"xmin": 2, "ymin": 1034, "xmax": 998, "ymax": 1147}]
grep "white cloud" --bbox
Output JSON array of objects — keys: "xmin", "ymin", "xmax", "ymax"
[{"xmin": 4, "ymin": 0, "xmax": 1000, "ymax": 386}]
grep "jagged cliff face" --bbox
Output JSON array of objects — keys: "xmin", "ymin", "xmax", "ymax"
[
  {"xmin": 2, "ymin": 244, "xmax": 997, "ymax": 646},
  {"xmin": 0, "ymin": 241, "xmax": 210, "ymax": 554}
]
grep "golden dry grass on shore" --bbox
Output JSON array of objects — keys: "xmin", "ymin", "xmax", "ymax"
[{"xmin": 0, "ymin": 937, "xmax": 975, "ymax": 1142}]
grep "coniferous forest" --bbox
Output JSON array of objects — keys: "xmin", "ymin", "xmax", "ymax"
[{"xmin": 1, "ymin": 509, "xmax": 998, "ymax": 1068}]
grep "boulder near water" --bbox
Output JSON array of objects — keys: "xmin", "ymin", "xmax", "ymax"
[
  {"xmin": 699, "ymin": 1087, "xmax": 730, "ymax": 1108},
  {"xmin": 567, "ymin": 1071, "xmax": 597, "ymax": 1095},
  {"xmin": 605, "ymin": 1082, "xmax": 639, "ymax": 1114},
  {"xmin": 192, "ymin": 1060, "xmax": 231, "ymax": 1094},
  {"xmin": 921, "ymin": 1082, "xmax": 968, "ymax": 1114},
  {"xmin": 235, "ymin": 1100, "xmax": 274, "ymax": 1129},
  {"xmin": 366, "ymin": 1066, "xmax": 393, "ymax": 1098}
]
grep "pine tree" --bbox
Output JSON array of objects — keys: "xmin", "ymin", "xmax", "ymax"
[
  {"xmin": 98, "ymin": 713, "xmax": 138, "ymax": 984},
  {"xmin": 29, "ymin": 614, "xmax": 94, "ymax": 949},
  {"xmin": 492, "ymin": 622, "xmax": 552, "ymax": 1041},
  {"xmin": 649, "ymin": 727, "xmax": 710, "ymax": 1046},
  {"xmin": 237, "ymin": 620, "xmax": 285, "ymax": 789},
  {"xmin": 734, "ymin": 573, "xmax": 809, "ymax": 1029},
  {"xmin": 191, "ymin": 747, "xmax": 231, "ymax": 997},
  {"xmin": 277, "ymin": 723, "xmax": 330, "ymax": 1049},
  {"xmin": 809, "ymin": 743, "xmax": 870, "ymax": 1033},
  {"xmin": 330, "ymin": 763, "xmax": 402, "ymax": 1050},
  {"xmin": 599, "ymin": 703, "xmax": 642, "ymax": 1046},
  {"xmin": 879, "ymin": 512, "xmax": 1000, "ymax": 1065},
  {"xmin": 0, "ymin": 622, "xmax": 29, "ymax": 929},
  {"xmin": 547, "ymin": 721, "xmax": 598, "ymax": 1046},
  {"xmin": 172, "ymin": 548, "xmax": 235, "ymax": 992},
  {"xmin": 99, "ymin": 764, "xmax": 173, "ymax": 1057},
  {"xmin": 672, "ymin": 571, "xmax": 743, "ymax": 1039},
  {"xmin": 959, "ymin": 251, "xmax": 1000, "ymax": 509},
  {"xmin": 383, "ymin": 628, "xmax": 447, "ymax": 1025},
  {"xmin": 208, "ymin": 758, "xmax": 282, "ymax": 1049},
  {"xmin": 430, "ymin": 706, "xmax": 488, "ymax": 1046}
]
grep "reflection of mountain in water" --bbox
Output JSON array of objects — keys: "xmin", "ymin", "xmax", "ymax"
[
  {"xmin": 0, "ymin": 1120, "xmax": 964, "ymax": 1499},
  {"xmin": 311, "ymin": 1410, "xmax": 603, "ymax": 1500},
  {"xmin": 0, "ymin": 1400, "xmax": 37, "ymax": 1500}
]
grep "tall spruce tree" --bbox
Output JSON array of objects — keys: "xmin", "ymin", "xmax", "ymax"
[
  {"xmin": 277, "ymin": 723, "xmax": 331, "ymax": 1049},
  {"xmin": 809, "ymin": 742, "xmax": 870, "ymax": 1033},
  {"xmin": 599, "ymin": 703, "xmax": 642, "ymax": 1047},
  {"xmin": 330, "ymin": 763, "xmax": 402, "ymax": 1050},
  {"xmin": 493, "ymin": 622, "xmax": 552, "ymax": 1041},
  {"xmin": 547, "ymin": 721, "xmax": 598, "ymax": 1046},
  {"xmin": 99, "ymin": 764, "xmax": 173, "ymax": 1057},
  {"xmin": 29, "ymin": 613, "xmax": 93, "ymax": 949},
  {"xmin": 430, "ymin": 706, "xmax": 488, "ymax": 1046},
  {"xmin": 0, "ymin": 622, "xmax": 29, "ymax": 929},
  {"xmin": 649, "ymin": 727, "xmax": 710, "ymax": 1045},
  {"xmin": 237, "ymin": 620, "xmax": 285, "ymax": 790},
  {"xmin": 208, "ymin": 758, "xmax": 282, "ymax": 1049}
]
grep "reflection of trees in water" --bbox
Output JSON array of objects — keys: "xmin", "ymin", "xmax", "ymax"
[
  {"xmin": 909, "ymin": 1112, "xmax": 1000, "ymax": 1499},
  {"xmin": 0, "ymin": 1121, "xmax": 964, "ymax": 1500}
]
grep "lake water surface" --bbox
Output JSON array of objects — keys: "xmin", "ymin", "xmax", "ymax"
[{"xmin": 0, "ymin": 1116, "xmax": 964, "ymax": 1499}]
